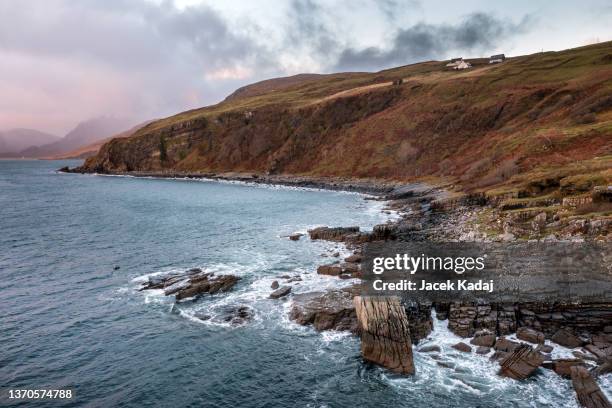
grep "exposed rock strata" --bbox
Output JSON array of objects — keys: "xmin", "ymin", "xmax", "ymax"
[
  {"xmin": 570, "ymin": 366, "xmax": 612, "ymax": 408},
  {"xmin": 353, "ymin": 296, "xmax": 414, "ymax": 375},
  {"xmin": 139, "ymin": 269, "xmax": 240, "ymax": 300}
]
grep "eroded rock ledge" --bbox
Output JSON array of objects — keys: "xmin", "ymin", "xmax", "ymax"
[{"xmin": 353, "ymin": 296, "xmax": 415, "ymax": 375}]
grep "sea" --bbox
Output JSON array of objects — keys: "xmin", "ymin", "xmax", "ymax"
[{"xmin": 1, "ymin": 160, "xmax": 608, "ymax": 407}]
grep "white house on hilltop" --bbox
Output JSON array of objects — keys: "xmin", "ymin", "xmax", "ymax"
[
  {"xmin": 446, "ymin": 58, "xmax": 472, "ymax": 70},
  {"xmin": 489, "ymin": 54, "xmax": 506, "ymax": 64}
]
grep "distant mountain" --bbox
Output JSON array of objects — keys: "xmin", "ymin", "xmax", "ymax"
[
  {"xmin": 48, "ymin": 120, "xmax": 154, "ymax": 160},
  {"xmin": 19, "ymin": 117, "xmax": 135, "ymax": 158},
  {"xmin": 0, "ymin": 129, "xmax": 60, "ymax": 156}
]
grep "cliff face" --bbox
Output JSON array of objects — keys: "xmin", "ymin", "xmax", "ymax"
[{"xmin": 79, "ymin": 41, "xmax": 612, "ymax": 195}]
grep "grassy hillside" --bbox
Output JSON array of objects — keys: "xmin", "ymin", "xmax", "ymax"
[{"xmin": 81, "ymin": 42, "xmax": 612, "ymax": 216}]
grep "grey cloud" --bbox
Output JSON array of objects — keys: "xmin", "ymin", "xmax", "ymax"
[{"xmin": 335, "ymin": 12, "xmax": 533, "ymax": 71}]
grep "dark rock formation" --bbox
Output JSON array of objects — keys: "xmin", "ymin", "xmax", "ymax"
[
  {"xmin": 271, "ymin": 280, "xmax": 279, "ymax": 289},
  {"xmin": 452, "ymin": 342, "xmax": 472, "ymax": 353},
  {"xmin": 270, "ymin": 286, "xmax": 292, "ymax": 299},
  {"xmin": 476, "ymin": 346, "xmax": 491, "ymax": 354},
  {"xmin": 419, "ymin": 345, "xmax": 441, "ymax": 353},
  {"xmin": 289, "ymin": 233, "xmax": 303, "ymax": 241},
  {"xmin": 403, "ymin": 302, "xmax": 433, "ymax": 343},
  {"xmin": 139, "ymin": 269, "xmax": 240, "ymax": 301},
  {"xmin": 550, "ymin": 359, "xmax": 586, "ymax": 378},
  {"xmin": 308, "ymin": 226, "xmax": 359, "ymax": 242},
  {"xmin": 570, "ymin": 366, "xmax": 611, "ymax": 408},
  {"xmin": 552, "ymin": 328, "xmax": 584, "ymax": 348},
  {"xmin": 470, "ymin": 329, "xmax": 496, "ymax": 347},
  {"xmin": 536, "ymin": 344, "xmax": 554, "ymax": 353},
  {"xmin": 354, "ymin": 296, "xmax": 414, "ymax": 375},
  {"xmin": 517, "ymin": 327, "xmax": 545, "ymax": 344},
  {"xmin": 219, "ymin": 305, "xmax": 253, "ymax": 326},
  {"xmin": 289, "ymin": 290, "xmax": 358, "ymax": 333},
  {"xmin": 499, "ymin": 344, "xmax": 544, "ymax": 380},
  {"xmin": 345, "ymin": 254, "xmax": 362, "ymax": 263},
  {"xmin": 317, "ymin": 264, "xmax": 343, "ymax": 276}
]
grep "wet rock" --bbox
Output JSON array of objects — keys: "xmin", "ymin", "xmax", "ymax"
[
  {"xmin": 270, "ymin": 286, "xmax": 292, "ymax": 299},
  {"xmin": 271, "ymin": 280, "xmax": 279, "ymax": 290},
  {"xmin": 494, "ymin": 337, "xmax": 519, "ymax": 353},
  {"xmin": 490, "ymin": 351, "xmax": 510, "ymax": 362},
  {"xmin": 175, "ymin": 274, "xmax": 240, "ymax": 300},
  {"xmin": 570, "ymin": 366, "xmax": 611, "ymax": 408},
  {"xmin": 536, "ymin": 344, "xmax": 554, "ymax": 353},
  {"xmin": 113, "ymin": 266, "xmax": 120, "ymax": 270},
  {"xmin": 345, "ymin": 254, "xmax": 362, "ymax": 263},
  {"xmin": 499, "ymin": 344, "xmax": 544, "ymax": 380},
  {"xmin": 194, "ymin": 313, "xmax": 211, "ymax": 321},
  {"xmin": 317, "ymin": 264, "xmax": 343, "ymax": 276},
  {"xmin": 470, "ymin": 330, "xmax": 496, "ymax": 347},
  {"xmin": 287, "ymin": 276, "xmax": 302, "ymax": 283},
  {"xmin": 517, "ymin": 327, "xmax": 545, "ymax": 344},
  {"xmin": 452, "ymin": 342, "xmax": 472, "ymax": 353},
  {"xmin": 552, "ymin": 359, "xmax": 586, "ymax": 378},
  {"xmin": 354, "ymin": 296, "xmax": 414, "ymax": 375},
  {"xmin": 419, "ymin": 345, "xmax": 441, "ymax": 353},
  {"xmin": 308, "ymin": 226, "xmax": 359, "ymax": 242},
  {"xmin": 476, "ymin": 346, "xmax": 491, "ymax": 354},
  {"xmin": 404, "ymin": 302, "xmax": 433, "ymax": 343},
  {"xmin": 289, "ymin": 290, "xmax": 358, "ymax": 333},
  {"xmin": 332, "ymin": 252, "xmax": 340, "ymax": 257},
  {"xmin": 289, "ymin": 233, "xmax": 303, "ymax": 241},
  {"xmin": 592, "ymin": 356, "xmax": 612, "ymax": 377},
  {"xmin": 552, "ymin": 328, "xmax": 584, "ymax": 348},
  {"xmin": 436, "ymin": 361, "xmax": 455, "ymax": 369},
  {"xmin": 584, "ymin": 344, "xmax": 607, "ymax": 361},
  {"xmin": 573, "ymin": 351, "xmax": 600, "ymax": 363},
  {"xmin": 140, "ymin": 269, "xmax": 240, "ymax": 301}
]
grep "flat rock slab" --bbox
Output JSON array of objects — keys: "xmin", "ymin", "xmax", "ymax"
[
  {"xmin": 552, "ymin": 328, "xmax": 584, "ymax": 348},
  {"xmin": 470, "ymin": 330, "xmax": 496, "ymax": 347},
  {"xmin": 571, "ymin": 366, "xmax": 612, "ymax": 408},
  {"xmin": 452, "ymin": 342, "xmax": 472, "ymax": 353},
  {"xmin": 517, "ymin": 327, "xmax": 545, "ymax": 344},
  {"xmin": 140, "ymin": 269, "xmax": 240, "ymax": 301},
  {"xmin": 499, "ymin": 344, "xmax": 544, "ymax": 380},
  {"xmin": 270, "ymin": 286, "xmax": 292, "ymax": 299},
  {"xmin": 289, "ymin": 290, "xmax": 357, "ymax": 333},
  {"xmin": 308, "ymin": 226, "xmax": 359, "ymax": 242},
  {"xmin": 354, "ymin": 296, "xmax": 414, "ymax": 375}
]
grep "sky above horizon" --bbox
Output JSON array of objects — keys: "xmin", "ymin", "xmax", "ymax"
[{"xmin": 1, "ymin": 0, "xmax": 610, "ymax": 135}]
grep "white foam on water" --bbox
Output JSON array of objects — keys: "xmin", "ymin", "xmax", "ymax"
[{"xmin": 384, "ymin": 316, "xmax": 580, "ymax": 407}]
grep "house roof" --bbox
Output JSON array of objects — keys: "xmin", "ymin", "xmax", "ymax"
[{"xmin": 490, "ymin": 54, "xmax": 505, "ymax": 59}]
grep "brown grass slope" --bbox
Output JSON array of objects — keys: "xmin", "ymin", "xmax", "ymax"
[{"xmin": 81, "ymin": 42, "xmax": 612, "ymax": 203}]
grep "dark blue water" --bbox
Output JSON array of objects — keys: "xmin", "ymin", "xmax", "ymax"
[{"xmin": 1, "ymin": 160, "xmax": 605, "ymax": 407}]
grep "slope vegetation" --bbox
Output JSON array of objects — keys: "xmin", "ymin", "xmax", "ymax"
[{"xmin": 80, "ymin": 42, "xmax": 612, "ymax": 208}]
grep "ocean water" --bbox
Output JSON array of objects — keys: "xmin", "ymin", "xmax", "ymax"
[{"xmin": 0, "ymin": 160, "xmax": 608, "ymax": 407}]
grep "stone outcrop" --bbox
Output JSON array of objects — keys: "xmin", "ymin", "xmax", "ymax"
[
  {"xmin": 452, "ymin": 342, "xmax": 472, "ymax": 353},
  {"xmin": 550, "ymin": 359, "xmax": 586, "ymax": 378},
  {"xmin": 353, "ymin": 296, "xmax": 414, "ymax": 375},
  {"xmin": 499, "ymin": 344, "xmax": 544, "ymax": 380},
  {"xmin": 308, "ymin": 226, "xmax": 359, "ymax": 242},
  {"xmin": 552, "ymin": 328, "xmax": 584, "ymax": 348},
  {"xmin": 570, "ymin": 366, "xmax": 612, "ymax": 408},
  {"xmin": 470, "ymin": 329, "xmax": 496, "ymax": 347},
  {"xmin": 139, "ymin": 268, "xmax": 240, "ymax": 300},
  {"xmin": 270, "ymin": 286, "xmax": 292, "ymax": 299},
  {"xmin": 289, "ymin": 290, "xmax": 358, "ymax": 333},
  {"xmin": 516, "ymin": 327, "xmax": 545, "ymax": 344}
]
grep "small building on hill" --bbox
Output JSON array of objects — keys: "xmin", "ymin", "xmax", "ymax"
[
  {"xmin": 454, "ymin": 60, "xmax": 472, "ymax": 70},
  {"xmin": 489, "ymin": 54, "xmax": 506, "ymax": 64},
  {"xmin": 446, "ymin": 58, "xmax": 463, "ymax": 68}
]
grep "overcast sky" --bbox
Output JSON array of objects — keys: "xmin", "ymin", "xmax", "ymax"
[{"xmin": 1, "ymin": 0, "xmax": 610, "ymax": 135}]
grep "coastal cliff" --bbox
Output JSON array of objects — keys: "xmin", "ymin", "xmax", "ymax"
[{"xmin": 75, "ymin": 42, "xmax": 611, "ymax": 201}]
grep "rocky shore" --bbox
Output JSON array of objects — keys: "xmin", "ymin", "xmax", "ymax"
[
  {"xmin": 281, "ymin": 182, "xmax": 611, "ymax": 408},
  {"xmin": 66, "ymin": 166, "xmax": 611, "ymax": 407}
]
